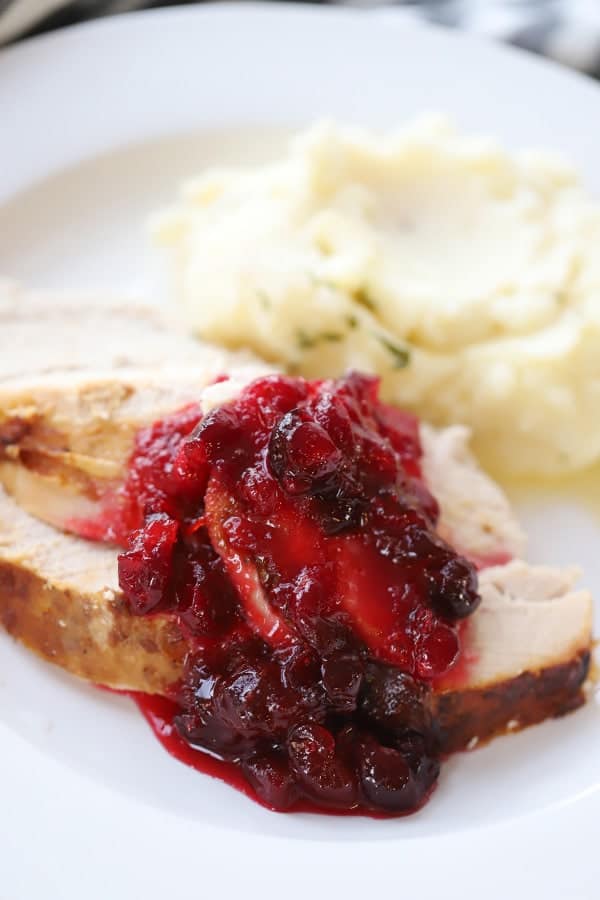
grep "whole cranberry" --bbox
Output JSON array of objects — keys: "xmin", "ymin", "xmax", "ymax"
[
  {"xmin": 268, "ymin": 411, "xmax": 341, "ymax": 495},
  {"xmin": 395, "ymin": 732, "xmax": 440, "ymax": 787},
  {"xmin": 118, "ymin": 513, "xmax": 179, "ymax": 614},
  {"xmin": 357, "ymin": 734, "xmax": 437, "ymax": 813},
  {"xmin": 176, "ymin": 553, "xmax": 238, "ymax": 637},
  {"xmin": 414, "ymin": 622, "xmax": 460, "ymax": 679},
  {"xmin": 358, "ymin": 737, "xmax": 414, "ymax": 811},
  {"xmin": 244, "ymin": 375, "xmax": 309, "ymax": 426},
  {"xmin": 321, "ymin": 652, "xmax": 364, "ymax": 712},
  {"xmin": 189, "ymin": 406, "xmax": 245, "ymax": 467},
  {"xmin": 288, "ymin": 723, "xmax": 358, "ymax": 809},
  {"xmin": 241, "ymin": 752, "xmax": 298, "ymax": 810},
  {"xmin": 312, "ymin": 391, "xmax": 355, "ymax": 451},
  {"xmin": 360, "ymin": 664, "xmax": 431, "ymax": 734},
  {"xmin": 427, "ymin": 557, "xmax": 480, "ymax": 619}
]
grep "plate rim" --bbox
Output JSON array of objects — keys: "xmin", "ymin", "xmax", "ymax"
[{"xmin": 1, "ymin": 5, "xmax": 600, "ymax": 897}]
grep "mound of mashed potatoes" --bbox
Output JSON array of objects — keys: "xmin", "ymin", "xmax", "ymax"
[{"xmin": 154, "ymin": 118, "xmax": 600, "ymax": 476}]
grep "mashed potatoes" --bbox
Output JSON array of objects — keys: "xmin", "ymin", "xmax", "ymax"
[{"xmin": 154, "ymin": 118, "xmax": 600, "ymax": 476}]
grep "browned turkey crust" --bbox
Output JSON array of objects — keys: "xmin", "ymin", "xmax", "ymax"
[
  {"xmin": 0, "ymin": 486, "xmax": 184, "ymax": 693},
  {"xmin": 430, "ymin": 652, "xmax": 590, "ymax": 753},
  {"xmin": 0, "ymin": 558, "xmax": 186, "ymax": 694}
]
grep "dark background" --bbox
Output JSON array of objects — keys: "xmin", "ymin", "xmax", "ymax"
[{"xmin": 2, "ymin": 1, "xmax": 600, "ymax": 80}]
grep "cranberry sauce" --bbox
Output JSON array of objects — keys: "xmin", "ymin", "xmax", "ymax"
[
  {"xmin": 114, "ymin": 373, "xmax": 480, "ymax": 814},
  {"xmin": 131, "ymin": 691, "xmax": 433, "ymax": 818},
  {"xmin": 72, "ymin": 404, "xmax": 205, "ymax": 545}
]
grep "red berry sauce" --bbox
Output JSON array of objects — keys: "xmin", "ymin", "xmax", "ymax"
[
  {"xmin": 131, "ymin": 691, "xmax": 435, "ymax": 818},
  {"xmin": 99, "ymin": 373, "xmax": 481, "ymax": 815}
]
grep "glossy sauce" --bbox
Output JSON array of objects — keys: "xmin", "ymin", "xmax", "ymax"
[
  {"xmin": 130, "ymin": 691, "xmax": 436, "ymax": 818},
  {"xmin": 89, "ymin": 374, "xmax": 483, "ymax": 815}
]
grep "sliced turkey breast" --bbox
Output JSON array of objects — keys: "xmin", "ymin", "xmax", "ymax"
[
  {"xmin": 0, "ymin": 486, "xmax": 590, "ymax": 751},
  {"xmin": 0, "ymin": 283, "xmax": 593, "ymax": 754},
  {"xmin": 0, "ymin": 279, "xmax": 273, "ymax": 527}
]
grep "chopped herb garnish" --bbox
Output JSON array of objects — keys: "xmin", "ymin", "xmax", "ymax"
[
  {"xmin": 378, "ymin": 336, "xmax": 411, "ymax": 369},
  {"xmin": 346, "ymin": 315, "xmax": 358, "ymax": 330},
  {"xmin": 297, "ymin": 329, "xmax": 344, "ymax": 349},
  {"xmin": 354, "ymin": 288, "xmax": 377, "ymax": 313},
  {"xmin": 555, "ymin": 290, "xmax": 567, "ymax": 306},
  {"xmin": 297, "ymin": 329, "xmax": 318, "ymax": 350}
]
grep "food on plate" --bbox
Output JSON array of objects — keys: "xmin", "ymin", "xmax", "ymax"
[
  {"xmin": 0, "ymin": 280, "xmax": 271, "ymax": 530},
  {"xmin": 0, "ymin": 288, "xmax": 593, "ymax": 815},
  {"xmin": 0, "ymin": 481, "xmax": 592, "ymax": 810},
  {"xmin": 154, "ymin": 117, "xmax": 600, "ymax": 476}
]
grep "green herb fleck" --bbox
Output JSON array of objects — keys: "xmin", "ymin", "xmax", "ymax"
[
  {"xmin": 555, "ymin": 290, "xmax": 568, "ymax": 306},
  {"xmin": 297, "ymin": 329, "xmax": 318, "ymax": 350},
  {"xmin": 378, "ymin": 336, "xmax": 411, "ymax": 369},
  {"xmin": 296, "ymin": 329, "xmax": 346, "ymax": 350},
  {"xmin": 346, "ymin": 315, "xmax": 358, "ymax": 330},
  {"xmin": 354, "ymin": 288, "xmax": 378, "ymax": 313}
]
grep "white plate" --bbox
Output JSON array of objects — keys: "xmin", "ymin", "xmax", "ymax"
[{"xmin": 1, "ymin": 5, "xmax": 600, "ymax": 898}]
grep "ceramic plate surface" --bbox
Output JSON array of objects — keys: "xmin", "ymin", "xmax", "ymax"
[{"xmin": 1, "ymin": 6, "xmax": 599, "ymax": 898}]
